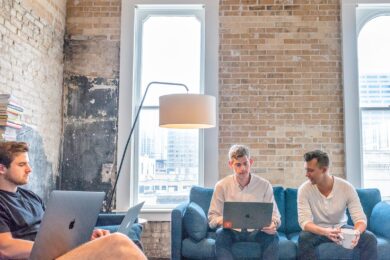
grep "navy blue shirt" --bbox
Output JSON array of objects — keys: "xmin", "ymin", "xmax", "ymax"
[{"xmin": 0, "ymin": 187, "xmax": 45, "ymax": 241}]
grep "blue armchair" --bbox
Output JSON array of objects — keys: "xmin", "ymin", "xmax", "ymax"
[{"xmin": 171, "ymin": 186, "xmax": 390, "ymax": 259}]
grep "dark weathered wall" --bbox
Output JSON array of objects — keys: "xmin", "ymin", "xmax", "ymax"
[
  {"xmin": 20, "ymin": 126, "xmax": 55, "ymax": 201},
  {"xmin": 61, "ymin": 0, "xmax": 121, "ymax": 199},
  {"xmin": 61, "ymin": 75, "xmax": 118, "ymax": 194},
  {"xmin": 0, "ymin": 0, "xmax": 66, "ymax": 201}
]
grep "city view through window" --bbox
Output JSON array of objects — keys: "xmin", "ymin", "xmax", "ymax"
[
  {"xmin": 138, "ymin": 111, "xmax": 199, "ymax": 206},
  {"xmin": 358, "ymin": 16, "xmax": 390, "ymax": 199},
  {"xmin": 133, "ymin": 9, "xmax": 204, "ymax": 207}
]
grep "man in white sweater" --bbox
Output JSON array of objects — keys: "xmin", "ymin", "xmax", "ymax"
[
  {"xmin": 208, "ymin": 144, "xmax": 280, "ymax": 260},
  {"xmin": 297, "ymin": 150, "xmax": 377, "ymax": 260}
]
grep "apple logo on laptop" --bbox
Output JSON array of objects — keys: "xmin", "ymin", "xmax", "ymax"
[{"xmin": 68, "ymin": 219, "xmax": 76, "ymax": 229}]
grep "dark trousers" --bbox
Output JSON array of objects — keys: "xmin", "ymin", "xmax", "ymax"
[
  {"xmin": 297, "ymin": 228, "xmax": 377, "ymax": 260},
  {"xmin": 215, "ymin": 228, "xmax": 279, "ymax": 260}
]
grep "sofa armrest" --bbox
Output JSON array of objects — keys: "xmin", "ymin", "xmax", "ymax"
[
  {"xmin": 171, "ymin": 201, "xmax": 189, "ymax": 260},
  {"xmin": 370, "ymin": 201, "xmax": 390, "ymax": 239}
]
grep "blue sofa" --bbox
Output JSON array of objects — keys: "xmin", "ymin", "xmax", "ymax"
[
  {"xmin": 171, "ymin": 186, "xmax": 390, "ymax": 259},
  {"xmin": 95, "ymin": 213, "xmax": 143, "ymax": 248}
]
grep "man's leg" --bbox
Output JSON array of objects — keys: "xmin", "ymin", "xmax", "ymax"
[
  {"xmin": 297, "ymin": 231, "xmax": 331, "ymax": 260},
  {"xmin": 56, "ymin": 233, "xmax": 147, "ymax": 260},
  {"xmin": 250, "ymin": 231, "xmax": 279, "ymax": 260},
  {"xmin": 355, "ymin": 230, "xmax": 377, "ymax": 260},
  {"xmin": 215, "ymin": 228, "xmax": 238, "ymax": 260}
]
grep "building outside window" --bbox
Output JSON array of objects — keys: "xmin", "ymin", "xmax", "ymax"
[
  {"xmin": 342, "ymin": 1, "xmax": 390, "ymax": 200},
  {"xmin": 358, "ymin": 16, "xmax": 390, "ymax": 199}
]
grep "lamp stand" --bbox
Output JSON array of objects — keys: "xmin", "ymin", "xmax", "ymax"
[{"xmin": 105, "ymin": 81, "xmax": 188, "ymax": 212}]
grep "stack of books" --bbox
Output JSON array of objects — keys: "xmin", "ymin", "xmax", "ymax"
[{"xmin": 0, "ymin": 94, "xmax": 24, "ymax": 141}]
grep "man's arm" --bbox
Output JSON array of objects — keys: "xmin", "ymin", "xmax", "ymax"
[
  {"xmin": 354, "ymin": 221, "xmax": 366, "ymax": 235},
  {"xmin": 346, "ymin": 186, "xmax": 367, "ymax": 234},
  {"xmin": 265, "ymin": 183, "xmax": 281, "ymax": 227},
  {"xmin": 261, "ymin": 183, "xmax": 281, "ymax": 234},
  {"xmin": 208, "ymin": 184, "xmax": 224, "ymax": 229},
  {"xmin": 0, "ymin": 232, "xmax": 33, "ymax": 259},
  {"xmin": 297, "ymin": 185, "xmax": 314, "ymax": 231}
]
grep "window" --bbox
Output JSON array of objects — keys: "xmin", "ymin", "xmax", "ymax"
[
  {"xmin": 133, "ymin": 6, "xmax": 204, "ymax": 209},
  {"xmin": 358, "ymin": 16, "xmax": 390, "ymax": 199},
  {"xmin": 342, "ymin": 0, "xmax": 390, "ymax": 199},
  {"xmin": 117, "ymin": 0, "xmax": 218, "ymax": 215}
]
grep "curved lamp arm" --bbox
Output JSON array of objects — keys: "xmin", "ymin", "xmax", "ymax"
[{"xmin": 105, "ymin": 81, "xmax": 188, "ymax": 212}]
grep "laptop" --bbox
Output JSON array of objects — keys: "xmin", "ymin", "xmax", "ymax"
[
  {"xmin": 117, "ymin": 201, "xmax": 145, "ymax": 234},
  {"xmin": 223, "ymin": 202, "xmax": 273, "ymax": 230},
  {"xmin": 29, "ymin": 190, "xmax": 105, "ymax": 260}
]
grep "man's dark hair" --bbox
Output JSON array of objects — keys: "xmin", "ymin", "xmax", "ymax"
[
  {"xmin": 0, "ymin": 141, "xmax": 29, "ymax": 168},
  {"xmin": 304, "ymin": 150, "xmax": 329, "ymax": 168}
]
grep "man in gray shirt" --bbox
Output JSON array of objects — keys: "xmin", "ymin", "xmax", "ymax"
[
  {"xmin": 297, "ymin": 150, "xmax": 377, "ymax": 259},
  {"xmin": 208, "ymin": 144, "xmax": 280, "ymax": 260}
]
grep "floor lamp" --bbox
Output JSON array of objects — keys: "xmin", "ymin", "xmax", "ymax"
[{"xmin": 105, "ymin": 81, "xmax": 216, "ymax": 212}]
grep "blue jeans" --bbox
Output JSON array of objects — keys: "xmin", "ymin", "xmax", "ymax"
[
  {"xmin": 215, "ymin": 228, "xmax": 279, "ymax": 260},
  {"xmin": 297, "ymin": 226, "xmax": 377, "ymax": 260}
]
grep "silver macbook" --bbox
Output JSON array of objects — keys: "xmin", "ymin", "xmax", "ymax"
[
  {"xmin": 117, "ymin": 201, "xmax": 145, "ymax": 234},
  {"xmin": 29, "ymin": 190, "xmax": 105, "ymax": 260},
  {"xmin": 223, "ymin": 202, "xmax": 273, "ymax": 230}
]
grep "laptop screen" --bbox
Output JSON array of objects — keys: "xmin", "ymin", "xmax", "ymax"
[{"xmin": 29, "ymin": 191, "xmax": 105, "ymax": 260}]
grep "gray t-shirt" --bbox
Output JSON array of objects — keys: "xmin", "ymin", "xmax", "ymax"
[{"xmin": 0, "ymin": 187, "xmax": 45, "ymax": 241}]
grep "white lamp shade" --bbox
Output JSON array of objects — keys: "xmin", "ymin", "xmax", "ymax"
[{"xmin": 159, "ymin": 94, "xmax": 216, "ymax": 128}]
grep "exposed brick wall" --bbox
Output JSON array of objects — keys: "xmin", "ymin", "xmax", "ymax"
[
  {"xmin": 219, "ymin": 0, "xmax": 343, "ymax": 188},
  {"xmin": 142, "ymin": 221, "xmax": 171, "ymax": 259},
  {"xmin": 0, "ymin": 0, "xmax": 66, "ymax": 200}
]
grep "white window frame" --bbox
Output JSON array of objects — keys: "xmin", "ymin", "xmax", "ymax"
[
  {"xmin": 133, "ymin": 6, "xmax": 205, "ymax": 210},
  {"xmin": 117, "ymin": 0, "xmax": 218, "ymax": 220},
  {"xmin": 341, "ymin": 0, "xmax": 390, "ymax": 187}
]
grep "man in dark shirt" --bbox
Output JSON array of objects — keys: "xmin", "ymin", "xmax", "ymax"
[
  {"xmin": 0, "ymin": 141, "xmax": 147, "ymax": 260},
  {"xmin": 0, "ymin": 187, "xmax": 45, "ymax": 241}
]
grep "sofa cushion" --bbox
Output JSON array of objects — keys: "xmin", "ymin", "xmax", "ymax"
[
  {"xmin": 377, "ymin": 235, "xmax": 390, "ymax": 260},
  {"xmin": 370, "ymin": 201, "xmax": 390, "ymax": 239},
  {"xmin": 183, "ymin": 202, "xmax": 208, "ymax": 241},
  {"xmin": 347, "ymin": 188, "xmax": 381, "ymax": 227},
  {"xmin": 286, "ymin": 232, "xmax": 300, "ymax": 243},
  {"xmin": 190, "ymin": 186, "xmax": 214, "ymax": 215},
  {"xmin": 279, "ymin": 239, "xmax": 297, "ymax": 260},
  {"xmin": 273, "ymin": 186, "xmax": 286, "ymax": 233},
  {"xmin": 182, "ymin": 237, "xmax": 215, "ymax": 259},
  {"xmin": 285, "ymin": 188, "xmax": 301, "ymax": 234}
]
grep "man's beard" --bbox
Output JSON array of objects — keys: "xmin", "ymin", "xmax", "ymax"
[{"xmin": 4, "ymin": 173, "xmax": 28, "ymax": 186}]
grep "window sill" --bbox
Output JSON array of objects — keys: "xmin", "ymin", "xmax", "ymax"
[{"xmin": 139, "ymin": 208, "xmax": 172, "ymax": 221}]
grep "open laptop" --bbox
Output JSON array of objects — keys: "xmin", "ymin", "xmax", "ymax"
[
  {"xmin": 117, "ymin": 201, "xmax": 145, "ymax": 234},
  {"xmin": 223, "ymin": 202, "xmax": 273, "ymax": 229},
  {"xmin": 29, "ymin": 190, "xmax": 105, "ymax": 260}
]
